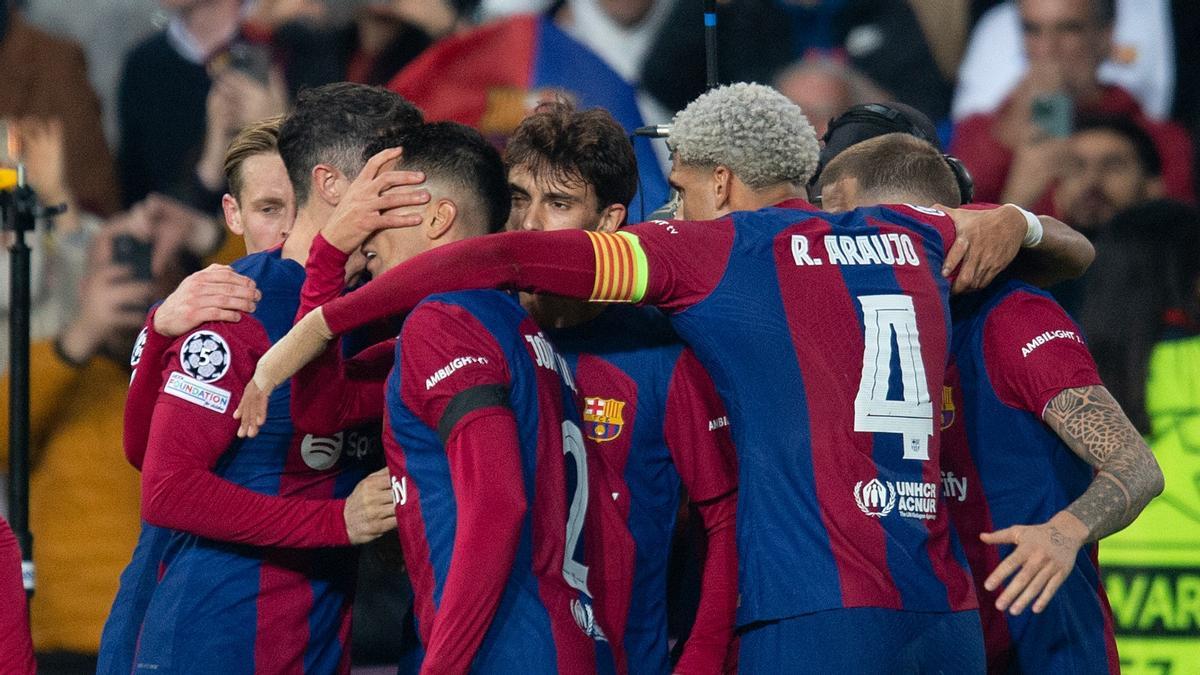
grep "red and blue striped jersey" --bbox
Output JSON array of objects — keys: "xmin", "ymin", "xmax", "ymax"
[
  {"xmin": 131, "ymin": 249, "xmax": 378, "ymax": 674},
  {"xmin": 315, "ymin": 199, "xmax": 978, "ymax": 626},
  {"xmin": 605, "ymin": 200, "xmax": 977, "ymax": 625},
  {"xmin": 0, "ymin": 515, "xmax": 34, "ymax": 675},
  {"xmin": 942, "ymin": 278, "xmax": 1118, "ymax": 673},
  {"xmin": 98, "ymin": 521, "xmax": 170, "ymax": 674},
  {"xmin": 102, "ymin": 303, "xmax": 173, "ymax": 675},
  {"xmin": 385, "ymin": 290, "xmax": 604, "ymax": 674},
  {"xmin": 546, "ymin": 305, "xmax": 738, "ymax": 674}
]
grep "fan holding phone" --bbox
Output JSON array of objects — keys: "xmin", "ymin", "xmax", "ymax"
[
  {"xmin": 195, "ymin": 43, "xmax": 289, "ymax": 199},
  {"xmin": 949, "ymin": 0, "xmax": 1193, "ymax": 211}
]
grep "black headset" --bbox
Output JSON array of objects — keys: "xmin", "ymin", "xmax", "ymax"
[{"xmin": 819, "ymin": 103, "xmax": 974, "ymax": 204}]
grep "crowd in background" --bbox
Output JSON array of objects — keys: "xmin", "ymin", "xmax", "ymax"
[{"xmin": 1, "ymin": 0, "xmax": 1198, "ymax": 672}]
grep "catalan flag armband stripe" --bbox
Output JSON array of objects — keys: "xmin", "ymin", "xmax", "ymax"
[{"xmin": 586, "ymin": 231, "xmax": 648, "ymax": 303}]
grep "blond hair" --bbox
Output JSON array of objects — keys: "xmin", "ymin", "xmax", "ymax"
[{"xmin": 224, "ymin": 115, "xmax": 285, "ymax": 201}]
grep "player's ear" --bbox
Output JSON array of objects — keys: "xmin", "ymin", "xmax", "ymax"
[
  {"xmin": 427, "ymin": 199, "xmax": 457, "ymax": 240},
  {"xmin": 596, "ymin": 203, "xmax": 626, "ymax": 233},
  {"xmin": 311, "ymin": 164, "xmax": 345, "ymax": 207},
  {"xmin": 713, "ymin": 165, "xmax": 733, "ymax": 211},
  {"xmin": 222, "ymin": 193, "xmax": 245, "ymax": 237}
]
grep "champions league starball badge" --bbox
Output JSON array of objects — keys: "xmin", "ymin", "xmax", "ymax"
[
  {"xmin": 130, "ymin": 327, "xmax": 149, "ymax": 367},
  {"xmin": 180, "ymin": 330, "xmax": 231, "ymax": 383}
]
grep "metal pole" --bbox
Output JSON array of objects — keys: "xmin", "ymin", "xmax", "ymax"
[
  {"xmin": 703, "ymin": 0, "xmax": 718, "ymax": 90},
  {"xmin": 5, "ymin": 163, "xmax": 36, "ymax": 596}
]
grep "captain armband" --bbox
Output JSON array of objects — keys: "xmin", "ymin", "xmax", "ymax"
[{"xmin": 585, "ymin": 230, "xmax": 648, "ymax": 303}]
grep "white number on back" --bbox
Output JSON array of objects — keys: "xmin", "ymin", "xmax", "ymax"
[{"xmin": 853, "ymin": 294, "xmax": 933, "ymax": 460}]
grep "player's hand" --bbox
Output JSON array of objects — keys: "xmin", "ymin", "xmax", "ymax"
[
  {"xmin": 940, "ymin": 204, "xmax": 1026, "ymax": 294},
  {"xmin": 981, "ymin": 511, "xmax": 1087, "ymax": 615},
  {"xmin": 321, "ymin": 147, "xmax": 430, "ymax": 254},
  {"xmin": 233, "ymin": 378, "xmax": 271, "ymax": 438},
  {"xmin": 154, "ymin": 264, "xmax": 260, "ymax": 337},
  {"xmin": 344, "ymin": 468, "xmax": 398, "ymax": 545}
]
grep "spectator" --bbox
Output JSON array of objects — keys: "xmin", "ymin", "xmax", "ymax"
[
  {"xmin": 0, "ymin": 117, "xmax": 99, "ymax": 374},
  {"xmin": 641, "ymin": 0, "xmax": 952, "ymax": 124},
  {"xmin": 774, "ymin": 52, "xmax": 888, "ymax": 137},
  {"xmin": 345, "ymin": 0, "xmax": 471, "ymax": 84},
  {"xmin": 950, "ymin": 0, "xmax": 1194, "ymax": 208},
  {"xmin": 192, "ymin": 67, "xmax": 289, "ymax": 209},
  {"xmin": 1053, "ymin": 116, "xmax": 1163, "ymax": 236},
  {"xmin": 264, "ymin": 0, "xmax": 478, "ymax": 94},
  {"xmin": 556, "ymin": 0, "xmax": 678, "ymax": 130},
  {"xmin": 907, "ymin": 0, "xmax": 972, "ymax": 84},
  {"xmin": 24, "ymin": 0, "xmax": 160, "ymax": 144},
  {"xmin": 387, "ymin": 13, "xmax": 669, "ymax": 219},
  {"xmin": 118, "ymin": 0, "xmax": 286, "ymax": 212},
  {"xmin": 0, "ymin": 1, "xmax": 120, "ymax": 216},
  {"xmin": 953, "ymin": 0, "xmax": 1175, "ymax": 121},
  {"xmin": 0, "ymin": 218, "xmax": 202, "ymax": 673},
  {"xmin": 1081, "ymin": 203, "xmax": 1200, "ymax": 674},
  {"xmin": 1046, "ymin": 117, "xmax": 1166, "ymax": 315}
]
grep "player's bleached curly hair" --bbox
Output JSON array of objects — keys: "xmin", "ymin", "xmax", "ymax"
[{"xmin": 667, "ymin": 82, "xmax": 820, "ymax": 189}]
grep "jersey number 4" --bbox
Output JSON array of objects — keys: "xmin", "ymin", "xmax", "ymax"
[{"xmin": 854, "ymin": 294, "xmax": 934, "ymax": 460}]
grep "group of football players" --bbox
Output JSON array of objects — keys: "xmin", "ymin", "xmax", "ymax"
[{"xmin": 0, "ymin": 79, "xmax": 1161, "ymax": 674}]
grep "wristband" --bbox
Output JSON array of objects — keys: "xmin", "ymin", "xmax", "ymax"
[{"xmin": 1007, "ymin": 203, "xmax": 1044, "ymax": 248}]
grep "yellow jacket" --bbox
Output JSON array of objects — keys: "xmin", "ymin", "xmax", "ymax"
[
  {"xmin": 1100, "ymin": 334, "xmax": 1200, "ymax": 675},
  {"xmin": 0, "ymin": 341, "xmax": 140, "ymax": 653}
]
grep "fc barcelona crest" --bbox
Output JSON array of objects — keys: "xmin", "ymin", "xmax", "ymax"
[
  {"xmin": 583, "ymin": 397, "xmax": 626, "ymax": 442},
  {"xmin": 941, "ymin": 386, "xmax": 956, "ymax": 430}
]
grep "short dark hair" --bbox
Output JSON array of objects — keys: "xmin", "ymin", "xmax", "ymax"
[
  {"xmin": 278, "ymin": 83, "xmax": 423, "ymax": 206},
  {"xmin": 817, "ymin": 133, "xmax": 961, "ymax": 207},
  {"xmin": 364, "ymin": 122, "xmax": 510, "ymax": 234},
  {"xmin": 1073, "ymin": 115, "xmax": 1162, "ymax": 177},
  {"xmin": 505, "ymin": 101, "xmax": 638, "ymax": 212},
  {"xmin": 1092, "ymin": 0, "xmax": 1116, "ymax": 25}
]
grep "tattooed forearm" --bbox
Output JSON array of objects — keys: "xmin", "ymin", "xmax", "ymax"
[{"xmin": 1043, "ymin": 386, "xmax": 1164, "ymax": 542}]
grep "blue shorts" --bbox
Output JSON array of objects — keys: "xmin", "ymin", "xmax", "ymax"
[{"xmin": 738, "ymin": 607, "xmax": 984, "ymax": 674}]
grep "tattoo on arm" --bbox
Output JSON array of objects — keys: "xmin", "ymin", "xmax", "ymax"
[{"xmin": 1043, "ymin": 386, "xmax": 1165, "ymax": 543}]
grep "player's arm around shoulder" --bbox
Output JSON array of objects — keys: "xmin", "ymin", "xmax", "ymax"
[
  {"xmin": 914, "ymin": 203, "xmax": 1079, "ymax": 293},
  {"xmin": 140, "ymin": 317, "xmax": 269, "ymax": 524},
  {"xmin": 618, "ymin": 218, "xmax": 735, "ymax": 313},
  {"xmin": 976, "ymin": 290, "xmax": 1163, "ymax": 615},
  {"xmin": 125, "ymin": 265, "xmax": 259, "ymax": 468},
  {"xmin": 144, "ymin": 316, "xmax": 268, "ymax": 465},
  {"xmin": 144, "ymin": 313, "xmax": 396, "ymax": 548}
]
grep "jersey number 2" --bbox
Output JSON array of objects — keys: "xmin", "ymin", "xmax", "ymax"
[
  {"xmin": 853, "ymin": 294, "xmax": 933, "ymax": 460},
  {"xmin": 562, "ymin": 420, "xmax": 590, "ymax": 595}
]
